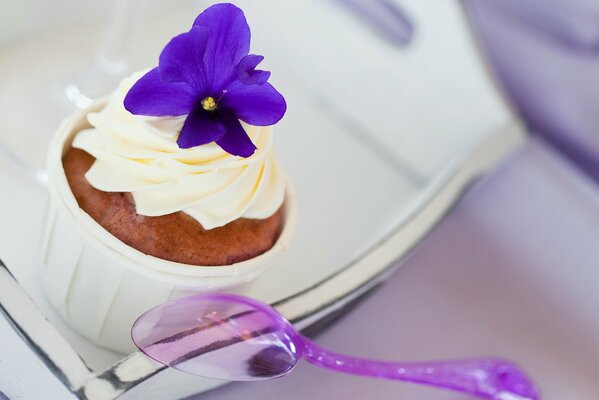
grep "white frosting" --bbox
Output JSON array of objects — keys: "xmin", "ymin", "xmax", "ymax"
[{"xmin": 72, "ymin": 72, "xmax": 286, "ymax": 230}]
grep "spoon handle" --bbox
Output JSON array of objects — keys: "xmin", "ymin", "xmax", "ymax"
[{"xmin": 302, "ymin": 338, "xmax": 539, "ymax": 400}]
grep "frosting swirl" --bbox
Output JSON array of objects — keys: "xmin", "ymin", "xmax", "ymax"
[{"xmin": 72, "ymin": 72, "xmax": 286, "ymax": 230}]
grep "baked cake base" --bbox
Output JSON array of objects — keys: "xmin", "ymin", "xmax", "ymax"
[{"xmin": 62, "ymin": 147, "xmax": 283, "ymax": 266}]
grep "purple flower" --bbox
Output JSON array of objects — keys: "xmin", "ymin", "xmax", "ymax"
[{"xmin": 124, "ymin": 3, "xmax": 286, "ymax": 157}]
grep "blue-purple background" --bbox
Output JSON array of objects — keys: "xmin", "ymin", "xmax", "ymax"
[{"xmin": 191, "ymin": 1, "xmax": 599, "ymax": 398}]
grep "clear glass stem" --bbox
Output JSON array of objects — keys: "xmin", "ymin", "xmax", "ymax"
[
  {"xmin": 302, "ymin": 338, "xmax": 539, "ymax": 400},
  {"xmin": 1, "ymin": 0, "xmax": 141, "ymax": 186},
  {"xmin": 64, "ymin": 0, "xmax": 140, "ymax": 109}
]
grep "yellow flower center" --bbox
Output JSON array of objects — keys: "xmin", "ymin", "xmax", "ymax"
[{"xmin": 201, "ymin": 96, "xmax": 218, "ymax": 112}]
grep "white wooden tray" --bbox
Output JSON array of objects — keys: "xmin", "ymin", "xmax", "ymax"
[{"xmin": 0, "ymin": 1, "xmax": 525, "ymax": 399}]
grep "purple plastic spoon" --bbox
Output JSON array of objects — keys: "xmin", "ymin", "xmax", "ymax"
[{"xmin": 132, "ymin": 294, "xmax": 539, "ymax": 400}]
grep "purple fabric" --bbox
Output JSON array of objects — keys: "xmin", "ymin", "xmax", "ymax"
[{"xmin": 466, "ymin": 0, "xmax": 599, "ymax": 182}]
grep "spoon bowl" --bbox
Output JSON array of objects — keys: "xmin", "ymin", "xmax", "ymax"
[{"xmin": 132, "ymin": 293, "xmax": 300, "ymax": 381}]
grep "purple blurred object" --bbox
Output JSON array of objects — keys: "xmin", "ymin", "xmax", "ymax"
[
  {"xmin": 132, "ymin": 293, "xmax": 539, "ymax": 400},
  {"xmin": 334, "ymin": 0, "xmax": 414, "ymax": 47},
  {"xmin": 466, "ymin": 0, "xmax": 599, "ymax": 182}
]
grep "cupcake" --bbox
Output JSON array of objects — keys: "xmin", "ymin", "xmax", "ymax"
[{"xmin": 41, "ymin": 3, "xmax": 296, "ymax": 353}]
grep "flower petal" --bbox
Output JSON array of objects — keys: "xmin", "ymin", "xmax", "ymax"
[
  {"xmin": 238, "ymin": 54, "xmax": 271, "ymax": 85},
  {"xmin": 158, "ymin": 26, "xmax": 210, "ymax": 93},
  {"xmin": 193, "ymin": 3, "xmax": 251, "ymax": 91},
  {"xmin": 177, "ymin": 109, "xmax": 226, "ymax": 149},
  {"xmin": 124, "ymin": 68, "xmax": 196, "ymax": 116},
  {"xmin": 216, "ymin": 111, "xmax": 257, "ymax": 157},
  {"xmin": 221, "ymin": 80, "xmax": 287, "ymax": 126}
]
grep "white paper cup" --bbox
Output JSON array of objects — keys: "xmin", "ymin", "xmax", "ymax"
[{"xmin": 41, "ymin": 100, "xmax": 296, "ymax": 354}]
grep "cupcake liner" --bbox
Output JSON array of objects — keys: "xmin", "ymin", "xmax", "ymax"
[{"xmin": 42, "ymin": 100, "xmax": 296, "ymax": 353}]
